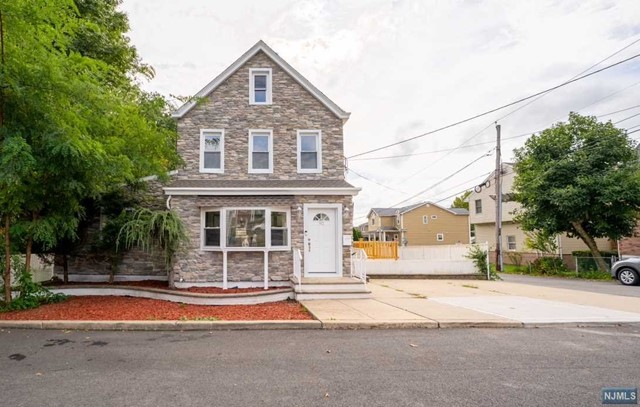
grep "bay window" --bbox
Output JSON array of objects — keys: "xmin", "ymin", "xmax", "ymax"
[{"xmin": 202, "ymin": 208, "xmax": 290, "ymax": 250}]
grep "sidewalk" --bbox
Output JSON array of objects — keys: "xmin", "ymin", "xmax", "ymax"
[{"xmin": 301, "ymin": 279, "xmax": 640, "ymax": 329}]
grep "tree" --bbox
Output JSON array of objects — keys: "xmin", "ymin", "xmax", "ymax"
[
  {"xmin": 513, "ymin": 113, "xmax": 640, "ymax": 273},
  {"xmin": 0, "ymin": 1, "xmax": 178, "ymax": 303},
  {"xmin": 451, "ymin": 190, "xmax": 472, "ymax": 210}
]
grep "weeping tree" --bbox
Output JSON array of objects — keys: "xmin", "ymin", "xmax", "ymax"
[{"xmin": 117, "ymin": 209, "xmax": 189, "ymax": 289}]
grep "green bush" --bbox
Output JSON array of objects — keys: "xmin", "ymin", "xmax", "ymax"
[
  {"xmin": 530, "ymin": 257, "xmax": 569, "ymax": 275},
  {"xmin": 465, "ymin": 245, "xmax": 487, "ymax": 274},
  {"xmin": 0, "ymin": 256, "xmax": 67, "ymax": 312}
]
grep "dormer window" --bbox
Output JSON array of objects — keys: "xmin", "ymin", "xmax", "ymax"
[{"xmin": 249, "ymin": 68, "xmax": 272, "ymax": 105}]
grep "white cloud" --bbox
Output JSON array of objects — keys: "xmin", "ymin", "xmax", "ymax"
[{"xmin": 121, "ymin": 0, "xmax": 640, "ymax": 219}]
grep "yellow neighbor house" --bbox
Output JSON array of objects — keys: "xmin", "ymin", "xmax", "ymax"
[{"xmin": 363, "ymin": 202, "xmax": 470, "ymax": 246}]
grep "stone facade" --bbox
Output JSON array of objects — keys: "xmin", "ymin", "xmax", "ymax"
[
  {"xmin": 171, "ymin": 194, "xmax": 353, "ymax": 283},
  {"xmin": 176, "ymin": 51, "xmax": 345, "ymax": 181},
  {"xmin": 53, "ymin": 177, "xmax": 170, "ymax": 280},
  {"xmin": 168, "ymin": 46, "xmax": 355, "ymax": 284}
]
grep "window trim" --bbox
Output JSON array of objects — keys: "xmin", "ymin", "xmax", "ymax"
[
  {"xmin": 507, "ymin": 235, "xmax": 516, "ymax": 251},
  {"xmin": 201, "ymin": 207, "xmax": 291, "ymax": 251},
  {"xmin": 475, "ymin": 199, "xmax": 482, "ymax": 214},
  {"xmin": 249, "ymin": 68, "xmax": 272, "ymax": 105},
  {"xmin": 203, "ymin": 210, "xmax": 221, "ymax": 247},
  {"xmin": 296, "ymin": 130, "xmax": 322, "ymax": 173},
  {"xmin": 199, "ymin": 129, "xmax": 224, "ymax": 173},
  {"xmin": 431, "ymin": 215, "xmax": 438, "ymax": 220},
  {"xmin": 422, "ymin": 215, "xmax": 429, "ymax": 225},
  {"xmin": 436, "ymin": 233, "xmax": 444, "ymax": 242},
  {"xmin": 248, "ymin": 129, "xmax": 273, "ymax": 173}
]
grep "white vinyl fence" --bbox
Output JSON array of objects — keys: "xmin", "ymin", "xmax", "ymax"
[{"xmin": 366, "ymin": 244, "xmax": 484, "ymax": 275}]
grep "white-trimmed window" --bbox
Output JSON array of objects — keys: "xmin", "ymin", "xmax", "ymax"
[
  {"xmin": 507, "ymin": 235, "xmax": 516, "ymax": 251},
  {"xmin": 200, "ymin": 130, "xmax": 224, "ymax": 173},
  {"xmin": 422, "ymin": 215, "xmax": 429, "ymax": 224},
  {"xmin": 249, "ymin": 130, "xmax": 273, "ymax": 173},
  {"xmin": 431, "ymin": 215, "xmax": 437, "ymax": 220},
  {"xmin": 203, "ymin": 211, "xmax": 221, "ymax": 247},
  {"xmin": 475, "ymin": 199, "xmax": 482, "ymax": 214},
  {"xmin": 297, "ymin": 130, "xmax": 322, "ymax": 173},
  {"xmin": 436, "ymin": 233, "xmax": 444, "ymax": 242},
  {"xmin": 249, "ymin": 68, "xmax": 272, "ymax": 105},
  {"xmin": 202, "ymin": 207, "xmax": 290, "ymax": 250}
]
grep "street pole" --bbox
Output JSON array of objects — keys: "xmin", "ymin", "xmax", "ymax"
[{"xmin": 495, "ymin": 124, "xmax": 503, "ymax": 274}]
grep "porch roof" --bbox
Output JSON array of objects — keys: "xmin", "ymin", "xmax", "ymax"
[{"xmin": 164, "ymin": 179, "xmax": 361, "ymax": 196}]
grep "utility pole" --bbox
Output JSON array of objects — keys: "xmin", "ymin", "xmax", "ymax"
[{"xmin": 494, "ymin": 123, "xmax": 503, "ymax": 274}]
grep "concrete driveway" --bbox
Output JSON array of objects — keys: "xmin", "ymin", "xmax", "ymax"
[{"xmin": 301, "ymin": 279, "xmax": 640, "ymax": 328}]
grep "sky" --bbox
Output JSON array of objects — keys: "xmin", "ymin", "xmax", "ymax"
[{"xmin": 120, "ymin": 0, "xmax": 640, "ymax": 225}]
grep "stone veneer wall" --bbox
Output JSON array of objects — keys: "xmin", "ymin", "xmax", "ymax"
[
  {"xmin": 176, "ymin": 51, "xmax": 345, "ymax": 181},
  {"xmin": 171, "ymin": 194, "xmax": 353, "ymax": 283},
  {"xmin": 53, "ymin": 178, "xmax": 169, "ymax": 279}
]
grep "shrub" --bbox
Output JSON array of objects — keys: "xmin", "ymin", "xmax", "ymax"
[
  {"xmin": 506, "ymin": 252, "xmax": 523, "ymax": 266},
  {"xmin": 465, "ymin": 245, "xmax": 488, "ymax": 274},
  {"xmin": 530, "ymin": 257, "xmax": 568, "ymax": 275},
  {"xmin": 0, "ymin": 256, "xmax": 67, "ymax": 312}
]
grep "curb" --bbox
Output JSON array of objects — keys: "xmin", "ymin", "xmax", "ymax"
[
  {"xmin": 321, "ymin": 321, "xmax": 439, "ymax": 330},
  {"xmin": 2, "ymin": 320, "xmax": 638, "ymax": 331},
  {"xmin": 0, "ymin": 320, "xmax": 322, "ymax": 331}
]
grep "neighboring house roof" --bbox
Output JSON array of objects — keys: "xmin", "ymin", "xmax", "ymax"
[
  {"xmin": 365, "ymin": 226, "xmax": 399, "ymax": 232},
  {"xmin": 172, "ymin": 40, "xmax": 350, "ymax": 121},
  {"xmin": 368, "ymin": 201, "xmax": 468, "ymax": 218},
  {"xmin": 449, "ymin": 207, "xmax": 470, "ymax": 215},
  {"xmin": 164, "ymin": 179, "xmax": 360, "ymax": 196}
]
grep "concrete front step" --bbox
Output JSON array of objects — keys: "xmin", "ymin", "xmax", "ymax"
[
  {"xmin": 294, "ymin": 284, "xmax": 370, "ymax": 294},
  {"xmin": 295, "ymin": 292, "xmax": 372, "ymax": 301},
  {"xmin": 290, "ymin": 277, "xmax": 371, "ymax": 300}
]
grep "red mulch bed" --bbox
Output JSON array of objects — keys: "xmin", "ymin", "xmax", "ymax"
[
  {"xmin": 46, "ymin": 280, "xmax": 287, "ymax": 294},
  {"xmin": 0, "ymin": 296, "xmax": 312, "ymax": 321}
]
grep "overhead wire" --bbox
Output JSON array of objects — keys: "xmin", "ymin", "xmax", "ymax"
[{"xmin": 347, "ymin": 51, "xmax": 640, "ymax": 160}]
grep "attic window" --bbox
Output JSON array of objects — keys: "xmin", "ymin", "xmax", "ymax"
[{"xmin": 250, "ymin": 68, "xmax": 272, "ymax": 105}]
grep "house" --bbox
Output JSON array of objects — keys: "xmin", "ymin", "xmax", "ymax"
[
  {"xmin": 363, "ymin": 202, "xmax": 469, "ymax": 245},
  {"xmin": 162, "ymin": 40, "xmax": 367, "ymax": 297},
  {"xmin": 54, "ymin": 41, "xmax": 367, "ymax": 299},
  {"xmin": 468, "ymin": 163, "xmax": 614, "ymax": 267}
]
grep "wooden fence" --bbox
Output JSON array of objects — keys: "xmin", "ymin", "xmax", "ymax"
[{"xmin": 353, "ymin": 241, "xmax": 399, "ymax": 259}]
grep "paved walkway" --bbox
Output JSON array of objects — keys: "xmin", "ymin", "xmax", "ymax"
[{"xmin": 301, "ymin": 279, "xmax": 640, "ymax": 328}]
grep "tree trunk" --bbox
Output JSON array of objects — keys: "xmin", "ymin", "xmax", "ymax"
[
  {"xmin": 167, "ymin": 254, "xmax": 175, "ymax": 289},
  {"xmin": 4, "ymin": 215, "xmax": 11, "ymax": 304},
  {"xmin": 62, "ymin": 254, "xmax": 68, "ymax": 284},
  {"xmin": 571, "ymin": 221, "xmax": 609, "ymax": 273},
  {"xmin": 25, "ymin": 236, "xmax": 32, "ymax": 275}
]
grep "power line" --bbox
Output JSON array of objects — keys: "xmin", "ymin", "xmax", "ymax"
[
  {"xmin": 347, "ymin": 52, "xmax": 640, "ymax": 159},
  {"xmin": 389, "ymin": 150, "xmax": 494, "ymax": 208},
  {"xmin": 346, "ymin": 168, "xmax": 409, "ymax": 195},
  {"xmin": 597, "ymin": 104, "xmax": 640, "ymax": 118},
  {"xmin": 614, "ymin": 111, "xmax": 640, "ymax": 124}
]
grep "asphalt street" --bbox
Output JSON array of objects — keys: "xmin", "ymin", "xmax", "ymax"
[
  {"xmin": 499, "ymin": 273, "xmax": 640, "ymax": 298},
  {"xmin": 1, "ymin": 326, "xmax": 639, "ymax": 407}
]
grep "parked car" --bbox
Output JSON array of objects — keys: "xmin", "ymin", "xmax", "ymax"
[{"xmin": 611, "ymin": 257, "xmax": 640, "ymax": 286}]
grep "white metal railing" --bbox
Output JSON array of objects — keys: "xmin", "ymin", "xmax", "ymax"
[
  {"xmin": 293, "ymin": 248, "xmax": 302, "ymax": 291},
  {"xmin": 350, "ymin": 248, "xmax": 368, "ymax": 285}
]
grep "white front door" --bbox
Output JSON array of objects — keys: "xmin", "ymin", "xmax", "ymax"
[{"xmin": 305, "ymin": 207, "xmax": 340, "ymax": 276}]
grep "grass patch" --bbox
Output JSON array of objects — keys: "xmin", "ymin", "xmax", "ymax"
[{"xmin": 500, "ymin": 263, "xmax": 613, "ymax": 281}]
